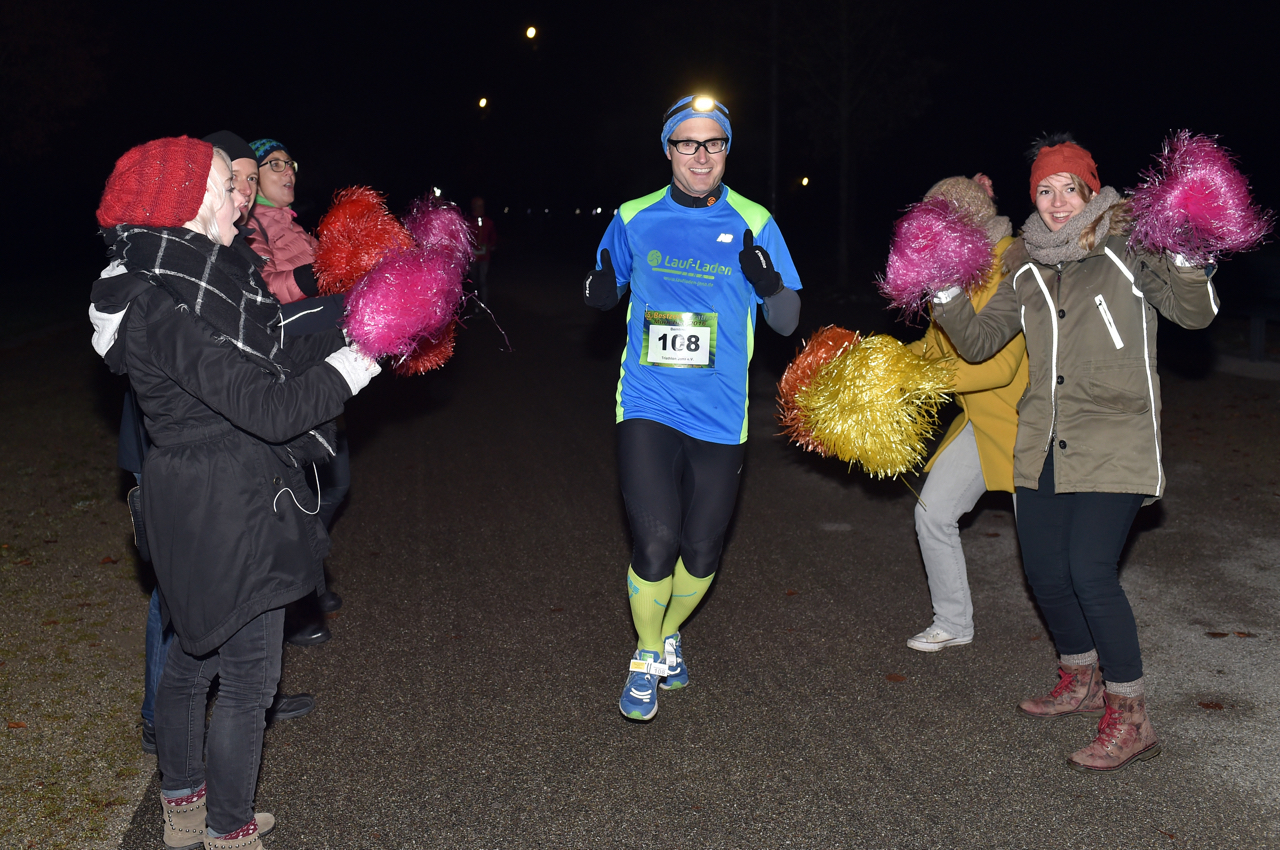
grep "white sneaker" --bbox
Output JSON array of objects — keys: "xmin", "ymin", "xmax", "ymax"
[{"xmin": 907, "ymin": 625, "xmax": 973, "ymax": 652}]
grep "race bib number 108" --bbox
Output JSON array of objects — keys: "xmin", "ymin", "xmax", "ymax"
[{"xmin": 640, "ymin": 310, "xmax": 717, "ymax": 368}]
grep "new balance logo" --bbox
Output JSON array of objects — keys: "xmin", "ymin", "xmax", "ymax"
[{"xmin": 716, "ymin": 233, "xmax": 733, "ymax": 243}]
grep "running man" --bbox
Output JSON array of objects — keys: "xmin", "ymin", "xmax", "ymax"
[{"xmin": 584, "ymin": 94, "xmax": 803, "ymax": 720}]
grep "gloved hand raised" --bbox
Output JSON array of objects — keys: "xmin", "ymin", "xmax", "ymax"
[
  {"xmin": 325, "ymin": 345, "xmax": 381, "ymax": 395},
  {"xmin": 584, "ymin": 249, "xmax": 621, "ymax": 310},
  {"xmin": 739, "ymin": 230, "xmax": 784, "ymax": 298}
]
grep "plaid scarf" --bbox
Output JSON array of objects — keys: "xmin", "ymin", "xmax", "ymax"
[
  {"xmin": 108, "ymin": 225, "xmax": 336, "ymax": 464},
  {"xmin": 108, "ymin": 226, "xmax": 289, "ymax": 375}
]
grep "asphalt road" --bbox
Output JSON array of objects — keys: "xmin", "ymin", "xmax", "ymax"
[{"xmin": 84, "ymin": 258, "xmax": 1280, "ymax": 849}]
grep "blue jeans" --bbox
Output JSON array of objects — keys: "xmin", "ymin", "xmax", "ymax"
[
  {"xmin": 1015, "ymin": 451, "xmax": 1145, "ymax": 683},
  {"xmin": 155, "ymin": 607, "xmax": 284, "ymax": 834},
  {"xmin": 137, "ymin": 465, "xmax": 174, "ymax": 728},
  {"xmin": 142, "ymin": 588, "xmax": 175, "ymax": 726},
  {"xmin": 315, "ymin": 429, "xmax": 350, "ymax": 532}
]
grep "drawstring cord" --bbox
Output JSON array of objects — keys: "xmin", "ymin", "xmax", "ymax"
[{"xmin": 272, "ymin": 463, "xmax": 322, "ymax": 515}]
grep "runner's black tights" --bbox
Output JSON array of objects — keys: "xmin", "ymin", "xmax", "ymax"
[{"xmin": 617, "ymin": 418, "xmax": 746, "ymax": 582}]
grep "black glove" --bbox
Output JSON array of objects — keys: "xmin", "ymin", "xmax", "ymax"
[
  {"xmin": 292, "ymin": 262, "xmax": 320, "ymax": 297},
  {"xmin": 739, "ymin": 230, "xmax": 784, "ymax": 298},
  {"xmin": 280, "ymin": 292, "xmax": 347, "ymax": 336},
  {"xmin": 584, "ymin": 249, "xmax": 621, "ymax": 310}
]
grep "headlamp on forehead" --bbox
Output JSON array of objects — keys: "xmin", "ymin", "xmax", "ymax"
[{"xmin": 660, "ymin": 94, "xmax": 733, "ymax": 154}]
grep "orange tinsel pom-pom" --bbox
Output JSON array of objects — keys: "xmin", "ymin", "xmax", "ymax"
[
  {"xmin": 392, "ymin": 320, "xmax": 458, "ymax": 376},
  {"xmin": 776, "ymin": 325, "xmax": 862, "ymax": 454},
  {"xmin": 314, "ymin": 187, "xmax": 415, "ymax": 295}
]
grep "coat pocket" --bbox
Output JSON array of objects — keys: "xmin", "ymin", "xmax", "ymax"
[
  {"xmin": 1085, "ymin": 360, "xmax": 1151, "ymax": 414},
  {"xmin": 1093, "ymin": 294, "xmax": 1125, "ymax": 349}
]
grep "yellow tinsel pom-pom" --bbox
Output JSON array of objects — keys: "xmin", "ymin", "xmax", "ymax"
[
  {"xmin": 797, "ymin": 334, "xmax": 954, "ymax": 478},
  {"xmin": 776, "ymin": 325, "xmax": 862, "ymax": 456}
]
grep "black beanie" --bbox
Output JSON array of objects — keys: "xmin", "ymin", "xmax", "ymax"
[{"xmin": 201, "ymin": 131, "xmax": 255, "ymax": 163}]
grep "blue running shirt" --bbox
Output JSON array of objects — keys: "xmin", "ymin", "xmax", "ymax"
[{"xmin": 595, "ymin": 185, "xmax": 802, "ymax": 444}]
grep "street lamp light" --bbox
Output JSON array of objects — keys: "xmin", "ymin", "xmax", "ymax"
[
  {"xmin": 526, "ymin": 26, "xmax": 536, "ymax": 38},
  {"xmin": 479, "ymin": 97, "xmax": 488, "ymax": 108}
]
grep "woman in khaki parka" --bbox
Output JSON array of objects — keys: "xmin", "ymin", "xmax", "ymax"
[{"xmin": 932, "ymin": 135, "xmax": 1220, "ymax": 773}]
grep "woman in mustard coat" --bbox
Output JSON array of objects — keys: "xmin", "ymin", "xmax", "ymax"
[{"xmin": 905, "ymin": 174, "xmax": 1028, "ymax": 653}]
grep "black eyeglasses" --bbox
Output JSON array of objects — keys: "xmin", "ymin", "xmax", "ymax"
[
  {"xmin": 261, "ymin": 158, "xmax": 299, "ymax": 173},
  {"xmin": 668, "ymin": 138, "xmax": 728, "ymax": 156}
]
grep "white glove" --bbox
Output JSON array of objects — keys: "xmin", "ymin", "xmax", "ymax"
[
  {"xmin": 1168, "ymin": 252, "xmax": 1194, "ymax": 268},
  {"xmin": 325, "ymin": 345, "xmax": 381, "ymax": 394},
  {"xmin": 932, "ymin": 285, "xmax": 964, "ymax": 305}
]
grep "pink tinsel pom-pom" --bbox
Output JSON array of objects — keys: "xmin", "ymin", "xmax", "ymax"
[
  {"xmin": 877, "ymin": 197, "xmax": 992, "ymax": 319},
  {"xmin": 1128, "ymin": 131, "xmax": 1274, "ymax": 266},
  {"xmin": 343, "ymin": 248, "xmax": 466, "ymax": 360},
  {"xmin": 403, "ymin": 196, "xmax": 475, "ymax": 273}
]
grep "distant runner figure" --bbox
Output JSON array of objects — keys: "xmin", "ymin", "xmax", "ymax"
[
  {"xmin": 467, "ymin": 196, "xmax": 497, "ymax": 302},
  {"xmin": 584, "ymin": 95, "xmax": 803, "ymax": 720}
]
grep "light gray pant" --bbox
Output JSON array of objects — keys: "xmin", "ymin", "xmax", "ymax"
[{"xmin": 914, "ymin": 422, "xmax": 989, "ymax": 639}]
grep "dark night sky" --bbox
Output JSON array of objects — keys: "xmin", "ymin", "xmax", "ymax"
[{"xmin": 4, "ymin": 0, "xmax": 1276, "ymax": 299}]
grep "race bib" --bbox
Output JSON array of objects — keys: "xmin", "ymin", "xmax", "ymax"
[{"xmin": 640, "ymin": 310, "xmax": 717, "ymax": 368}]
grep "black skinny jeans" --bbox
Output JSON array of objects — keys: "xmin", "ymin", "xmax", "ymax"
[
  {"xmin": 155, "ymin": 608, "xmax": 283, "ymax": 834},
  {"xmin": 1015, "ymin": 451, "xmax": 1145, "ymax": 683}
]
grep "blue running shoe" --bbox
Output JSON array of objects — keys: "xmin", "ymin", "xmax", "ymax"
[
  {"xmin": 619, "ymin": 649, "xmax": 663, "ymax": 720},
  {"xmin": 659, "ymin": 632, "xmax": 688, "ymax": 690}
]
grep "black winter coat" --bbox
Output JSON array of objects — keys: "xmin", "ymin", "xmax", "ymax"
[{"xmin": 92, "ymin": 268, "xmax": 351, "ymax": 655}]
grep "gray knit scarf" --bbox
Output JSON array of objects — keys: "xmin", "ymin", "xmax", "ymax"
[{"xmin": 1021, "ymin": 186, "xmax": 1120, "ymax": 265}]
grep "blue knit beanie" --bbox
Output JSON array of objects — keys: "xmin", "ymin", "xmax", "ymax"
[
  {"xmin": 660, "ymin": 96, "xmax": 732, "ymax": 154},
  {"xmin": 250, "ymin": 138, "xmax": 288, "ymax": 165}
]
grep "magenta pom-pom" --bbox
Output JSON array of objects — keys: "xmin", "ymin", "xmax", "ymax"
[
  {"xmin": 403, "ymin": 196, "xmax": 475, "ymax": 273},
  {"xmin": 877, "ymin": 197, "xmax": 992, "ymax": 318},
  {"xmin": 1129, "ymin": 131, "xmax": 1273, "ymax": 265},
  {"xmin": 343, "ymin": 248, "xmax": 466, "ymax": 360}
]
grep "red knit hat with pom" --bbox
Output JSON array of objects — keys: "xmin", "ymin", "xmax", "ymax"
[
  {"xmin": 96, "ymin": 136, "xmax": 214, "ymax": 227},
  {"xmin": 1029, "ymin": 141, "xmax": 1100, "ymax": 200}
]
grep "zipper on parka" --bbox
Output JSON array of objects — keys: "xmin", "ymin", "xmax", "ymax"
[{"xmin": 1045, "ymin": 264, "xmax": 1063, "ymax": 450}]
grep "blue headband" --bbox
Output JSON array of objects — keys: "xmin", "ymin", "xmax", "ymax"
[{"xmin": 660, "ymin": 96, "xmax": 732, "ymax": 154}]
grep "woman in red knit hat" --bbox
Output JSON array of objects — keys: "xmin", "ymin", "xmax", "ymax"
[
  {"xmin": 90, "ymin": 137, "xmax": 381, "ymax": 848},
  {"xmin": 929, "ymin": 134, "xmax": 1220, "ymax": 773}
]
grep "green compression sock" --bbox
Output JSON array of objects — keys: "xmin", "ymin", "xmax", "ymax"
[
  {"xmin": 627, "ymin": 566, "xmax": 672, "ymax": 653},
  {"xmin": 660, "ymin": 559, "xmax": 715, "ymax": 638}
]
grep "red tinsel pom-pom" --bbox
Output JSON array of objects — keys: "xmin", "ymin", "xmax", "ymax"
[
  {"xmin": 1128, "ymin": 130, "xmax": 1274, "ymax": 266},
  {"xmin": 314, "ymin": 187, "xmax": 415, "ymax": 295},
  {"xmin": 777, "ymin": 325, "xmax": 862, "ymax": 455},
  {"xmin": 393, "ymin": 320, "xmax": 458, "ymax": 376},
  {"xmin": 877, "ymin": 197, "xmax": 992, "ymax": 319}
]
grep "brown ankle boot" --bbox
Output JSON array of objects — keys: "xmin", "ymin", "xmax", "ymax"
[
  {"xmin": 160, "ymin": 790, "xmax": 205, "ymax": 850},
  {"xmin": 1017, "ymin": 662, "xmax": 1105, "ymax": 718},
  {"xmin": 1068, "ymin": 690, "xmax": 1161, "ymax": 773},
  {"xmin": 202, "ymin": 813, "xmax": 274, "ymax": 849}
]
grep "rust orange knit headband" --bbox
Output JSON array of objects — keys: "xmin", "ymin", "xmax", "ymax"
[{"xmin": 1029, "ymin": 142, "xmax": 1100, "ymax": 200}]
